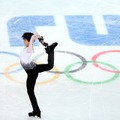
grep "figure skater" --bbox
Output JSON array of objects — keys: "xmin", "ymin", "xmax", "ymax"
[{"xmin": 20, "ymin": 32, "xmax": 58, "ymax": 118}]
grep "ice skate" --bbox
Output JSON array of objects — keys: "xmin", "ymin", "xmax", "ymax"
[
  {"xmin": 38, "ymin": 36, "xmax": 48, "ymax": 47},
  {"xmin": 28, "ymin": 110, "xmax": 41, "ymax": 118},
  {"xmin": 38, "ymin": 36, "xmax": 44, "ymax": 41},
  {"xmin": 45, "ymin": 42, "xmax": 58, "ymax": 54}
]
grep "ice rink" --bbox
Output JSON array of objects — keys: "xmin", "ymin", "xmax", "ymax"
[{"xmin": 0, "ymin": 0, "xmax": 120, "ymax": 120}]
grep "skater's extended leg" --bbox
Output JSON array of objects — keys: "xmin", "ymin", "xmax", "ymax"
[{"xmin": 36, "ymin": 42, "xmax": 58, "ymax": 73}]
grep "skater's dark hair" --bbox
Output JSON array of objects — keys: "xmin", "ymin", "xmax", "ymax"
[{"xmin": 22, "ymin": 32, "xmax": 34, "ymax": 42}]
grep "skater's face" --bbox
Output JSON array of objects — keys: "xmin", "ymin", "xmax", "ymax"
[{"xmin": 24, "ymin": 39, "xmax": 29, "ymax": 47}]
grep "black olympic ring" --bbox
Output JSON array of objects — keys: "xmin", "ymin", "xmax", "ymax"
[
  {"xmin": 0, "ymin": 50, "xmax": 87, "ymax": 75},
  {"xmin": 39, "ymin": 50, "xmax": 87, "ymax": 74}
]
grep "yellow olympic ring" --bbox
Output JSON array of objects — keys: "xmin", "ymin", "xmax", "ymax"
[{"xmin": 4, "ymin": 62, "xmax": 60, "ymax": 85}]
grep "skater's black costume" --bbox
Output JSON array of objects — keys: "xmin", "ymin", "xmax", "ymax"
[{"xmin": 20, "ymin": 33, "xmax": 58, "ymax": 118}]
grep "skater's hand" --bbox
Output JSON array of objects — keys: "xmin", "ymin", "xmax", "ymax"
[
  {"xmin": 34, "ymin": 34, "xmax": 41, "ymax": 39},
  {"xmin": 34, "ymin": 32, "xmax": 41, "ymax": 39},
  {"xmin": 31, "ymin": 32, "xmax": 41, "ymax": 41}
]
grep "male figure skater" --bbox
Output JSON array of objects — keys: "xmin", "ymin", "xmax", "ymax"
[{"xmin": 20, "ymin": 32, "xmax": 58, "ymax": 118}]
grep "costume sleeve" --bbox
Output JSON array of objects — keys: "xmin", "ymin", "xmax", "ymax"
[{"xmin": 27, "ymin": 37, "xmax": 34, "ymax": 53}]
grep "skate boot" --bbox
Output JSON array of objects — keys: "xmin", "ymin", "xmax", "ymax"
[
  {"xmin": 38, "ymin": 36, "xmax": 48, "ymax": 47},
  {"xmin": 45, "ymin": 42, "xmax": 58, "ymax": 54},
  {"xmin": 28, "ymin": 110, "xmax": 41, "ymax": 118},
  {"xmin": 38, "ymin": 36, "xmax": 44, "ymax": 41}
]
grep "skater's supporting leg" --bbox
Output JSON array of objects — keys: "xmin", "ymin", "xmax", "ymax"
[{"xmin": 25, "ymin": 69, "xmax": 40, "ymax": 113}]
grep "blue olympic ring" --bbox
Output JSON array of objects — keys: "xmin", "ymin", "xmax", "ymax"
[{"xmin": 0, "ymin": 51, "xmax": 22, "ymax": 74}]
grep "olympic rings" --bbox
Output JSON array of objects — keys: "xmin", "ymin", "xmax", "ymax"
[
  {"xmin": 0, "ymin": 50, "xmax": 87, "ymax": 74},
  {"xmin": 0, "ymin": 51, "xmax": 22, "ymax": 74},
  {"xmin": 64, "ymin": 61, "xmax": 119, "ymax": 84},
  {"xmin": 4, "ymin": 62, "xmax": 60, "ymax": 85},
  {"xmin": 1, "ymin": 50, "xmax": 120, "ymax": 85},
  {"xmin": 92, "ymin": 50, "xmax": 120, "ymax": 73},
  {"xmin": 47, "ymin": 50, "xmax": 87, "ymax": 74}
]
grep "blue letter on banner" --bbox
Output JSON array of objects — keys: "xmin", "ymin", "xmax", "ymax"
[
  {"xmin": 7, "ymin": 16, "xmax": 55, "ymax": 46},
  {"xmin": 65, "ymin": 15, "xmax": 120, "ymax": 46}
]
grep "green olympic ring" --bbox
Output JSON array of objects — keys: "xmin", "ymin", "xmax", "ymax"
[{"xmin": 64, "ymin": 61, "xmax": 119, "ymax": 84}]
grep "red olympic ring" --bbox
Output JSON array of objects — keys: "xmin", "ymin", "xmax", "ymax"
[{"xmin": 92, "ymin": 50, "xmax": 120, "ymax": 73}]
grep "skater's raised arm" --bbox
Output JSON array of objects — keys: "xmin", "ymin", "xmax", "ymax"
[
  {"xmin": 27, "ymin": 33, "xmax": 40, "ymax": 53},
  {"xmin": 27, "ymin": 35, "xmax": 35, "ymax": 53}
]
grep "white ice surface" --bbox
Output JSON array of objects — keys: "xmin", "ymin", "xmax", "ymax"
[{"xmin": 0, "ymin": 0, "xmax": 120, "ymax": 120}]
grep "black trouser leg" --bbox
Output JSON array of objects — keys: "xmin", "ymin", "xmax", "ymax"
[
  {"xmin": 48, "ymin": 51, "xmax": 54, "ymax": 67},
  {"xmin": 25, "ymin": 51, "xmax": 54, "ymax": 113},
  {"xmin": 36, "ymin": 51, "xmax": 54, "ymax": 72},
  {"xmin": 25, "ymin": 69, "xmax": 40, "ymax": 112}
]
